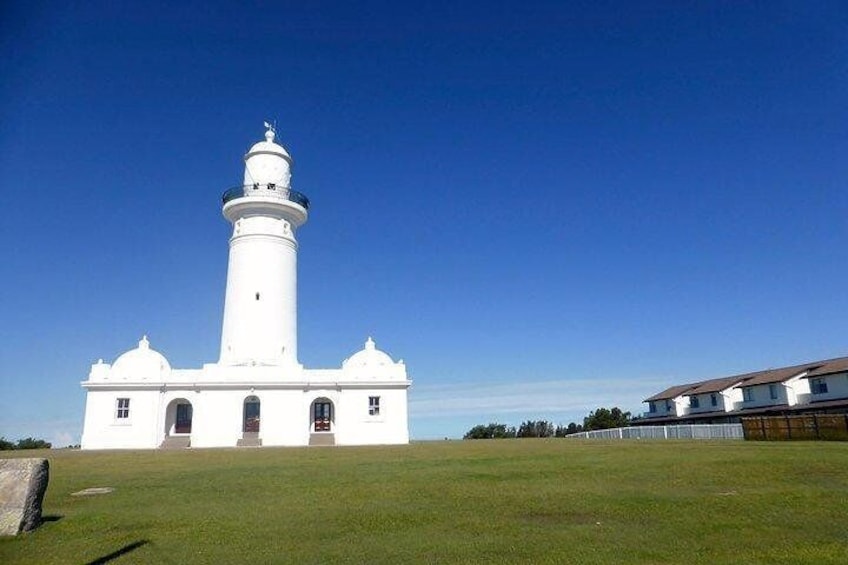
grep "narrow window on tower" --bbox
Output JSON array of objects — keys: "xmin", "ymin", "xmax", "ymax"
[
  {"xmin": 368, "ymin": 396, "xmax": 381, "ymax": 416},
  {"xmin": 255, "ymin": 292, "xmax": 260, "ymax": 301}
]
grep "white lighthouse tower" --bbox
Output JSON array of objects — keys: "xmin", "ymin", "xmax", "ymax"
[
  {"xmin": 218, "ymin": 125, "xmax": 309, "ymax": 367},
  {"xmin": 80, "ymin": 124, "xmax": 411, "ymax": 449}
]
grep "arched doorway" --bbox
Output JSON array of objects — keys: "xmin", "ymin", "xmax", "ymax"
[
  {"xmin": 237, "ymin": 395, "xmax": 262, "ymax": 447},
  {"xmin": 164, "ymin": 399, "xmax": 193, "ymax": 435},
  {"xmin": 243, "ymin": 396, "xmax": 260, "ymax": 433},
  {"xmin": 312, "ymin": 398, "xmax": 333, "ymax": 432},
  {"xmin": 309, "ymin": 398, "xmax": 335, "ymax": 446},
  {"xmin": 162, "ymin": 398, "xmax": 192, "ymax": 449}
]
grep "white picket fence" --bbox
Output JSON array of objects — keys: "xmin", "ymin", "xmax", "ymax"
[{"xmin": 567, "ymin": 424, "xmax": 743, "ymax": 440}]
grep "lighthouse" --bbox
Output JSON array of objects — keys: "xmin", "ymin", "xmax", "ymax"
[
  {"xmin": 218, "ymin": 125, "xmax": 309, "ymax": 367},
  {"xmin": 80, "ymin": 124, "xmax": 411, "ymax": 449}
]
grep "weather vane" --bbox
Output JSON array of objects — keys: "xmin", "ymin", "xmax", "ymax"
[{"xmin": 263, "ymin": 119, "xmax": 277, "ymax": 134}]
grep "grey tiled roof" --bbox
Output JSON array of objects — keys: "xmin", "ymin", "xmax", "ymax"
[
  {"xmin": 644, "ymin": 382, "xmax": 702, "ymax": 402},
  {"xmin": 644, "ymin": 355, "xmax": 848, "ymax": 403},
  {"xmin": 688, "ymin": 376, "xmax": 746, "ymax": 395},
  {"xmin": 804, "ymin": 357, "xmax": 848, "ymax": 378}
]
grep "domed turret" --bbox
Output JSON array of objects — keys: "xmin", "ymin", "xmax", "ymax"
[
  {"xmin": 221, "ymin": 124, "xmax": 308, "ymax": 225},
  {"xmin": 110, "ymin": 336, "xmax": 171, "ymax": 380},
  {"xmin": 242, "ymin": 126, "xmax": 292, "ymax": 188},
  {"xmin": 342, "ymin": 337, "xmax": 398, "ymax": 368}
]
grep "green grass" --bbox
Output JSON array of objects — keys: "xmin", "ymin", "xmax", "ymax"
[{"xmin": 2, "ymin": 440, "xmax": 848, "ymax": 564}]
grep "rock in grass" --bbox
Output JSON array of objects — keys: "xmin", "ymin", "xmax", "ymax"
[{"xmin": 0, "ymin": 458, "xmax": 50, "ymax": 536}]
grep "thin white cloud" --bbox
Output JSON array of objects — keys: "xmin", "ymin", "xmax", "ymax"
[{"xmin": 409, "ymin": 376, "xmax": 670, "ymax": 420}]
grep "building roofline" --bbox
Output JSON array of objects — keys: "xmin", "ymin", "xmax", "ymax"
[{"xmin": 643, "ymin": 355, "xmax": 848, "ymax": 403}]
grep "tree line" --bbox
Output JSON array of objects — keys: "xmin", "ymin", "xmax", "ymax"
[
  {"xmin": 0, "ymin": 437, "xmax": 52, "ymax": 450},
  {"xmin": 463, "ymin": 407, "xmax": 632, "ymax": 439}
]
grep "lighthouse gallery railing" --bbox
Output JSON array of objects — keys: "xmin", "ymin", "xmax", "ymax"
[{"xmin": 222, "ymin": 184, "xmax": 310, "ymax": 210}]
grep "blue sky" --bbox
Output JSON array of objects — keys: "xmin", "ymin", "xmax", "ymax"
[{"xmin": 1, "ymin": 2, "xmax": 846, "ymax": 445}]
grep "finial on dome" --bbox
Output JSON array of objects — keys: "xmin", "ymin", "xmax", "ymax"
[
  {"xmin": 263, "ymin": 120, "xmax": 276, "ymax": 143},
  {"xmin": 365, "ymin": 336, "xmax": 376, "ymax": 350},
  {"xmin": 139, "ymin": 335, "xmax": 150, "ymax": 349}
]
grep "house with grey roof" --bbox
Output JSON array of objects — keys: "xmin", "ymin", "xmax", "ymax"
[
  {"xmin": 639, "ymin": 356, "xmax": 848, "ymax": 425},
  {"xmin": 686, "ymin": 376, "xmax": 745, "ymax": 415},
  {"xmin": 800, "ymin": 358, "xmax": 848, "ymax": 407},
  {"xmin": 644, "ymin": 383, "xmax": 702, "ymax": 419}
]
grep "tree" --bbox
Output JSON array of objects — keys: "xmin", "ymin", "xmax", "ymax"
[
  {"xmin": 554, "ymin": 422, "xmax": 584, "ymax": 437},
  {"xmin": 15, "ymin": 437, "xmax": 51, "ymax": 450},
  {"xmin": 0, "ymin": 437, "xmax": 14, "ymax": 450},
  {"xmin": 583, "ymin": 407, "xmax": 631, "ymax": 431},
  {"xmin": 463, "ymin": 422, "xmax": 516, "ymax": 439},
  {"xmin": 557, "ymin": 422, "xmax": 583, "ymax": 437},
  {"xmin": 566, "ymin": 422, "xmax": 584, "ymax": 434},
  {"xmin": 464, "ymin": 425, "xmax": 490, "ymax": 439},
  {"xmin": 517, "ymin": 420, "xmax": 554, "ymax": 438}
]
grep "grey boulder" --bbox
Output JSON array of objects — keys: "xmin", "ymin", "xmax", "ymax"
[{"xmin": 0, "ymin": 458, "xmax": 50, "ymax": 536}]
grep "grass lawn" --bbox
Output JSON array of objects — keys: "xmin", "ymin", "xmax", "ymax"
[{"xmin": 2, "ymin": 439, "xmax": 848, "ymax": 564}]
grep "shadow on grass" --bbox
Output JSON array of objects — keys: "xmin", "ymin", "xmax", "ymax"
[
  {"xmin": 85, "ymin": 540, "xmax": 149, "ymax": 565},
  {"xmin": 41, "ymin": 515, "xmax": 62, "ymax": 523}
]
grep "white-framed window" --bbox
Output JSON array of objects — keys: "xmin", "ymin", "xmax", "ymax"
[
  {"xmin": 768, "ymin": 384, "xmax": 779, "ymax": 400},
  {"xmin": 368, "ymin": 396, "xmax": 380, "ymax": 416},
  {"xmin": 811, "ymin": 378, "xmax": 828, "ymax": 395},
  {"xmin": 116, "ymin": 398, "xmax": 130, "ymax": 419},
  {"xmin": 710, "ymin": 393, "xmax": 718, "ymax": 407},
  {"xmin": 743, "ymin": 387, "xmax": 754, "ymax": 402}
]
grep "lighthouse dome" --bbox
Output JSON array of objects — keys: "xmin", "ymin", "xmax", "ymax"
[
  {"xmin": 243, "ymin": 127, "xmax": 292, "ymax": 188},
  {"xmin": 111, "ymin": 336, "xmax": 171, "ymax": 380},
  {"xmin": 342, "ymin": 337, "xmax": 396, "ymax": 368},
  {"xmin": 246, "ymin": 128, "xmax": 291, "ymax": 160}
]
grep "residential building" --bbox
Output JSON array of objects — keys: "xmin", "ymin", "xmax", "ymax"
[{"xmin": 640, "ymin": 356, "xmax": 848, "ymax": 425}]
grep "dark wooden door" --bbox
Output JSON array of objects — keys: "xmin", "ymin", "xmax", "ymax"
[
  {"xmin": 175, "ymin": 403, "xmax": 192, "ymax": 434},
  {"xmin": 244, "ymin": 401, "xmax": 260, "ymax": 432},
  {"xmin": 313, "ymin": 402, "xmax": 332, "ymax": 432}
]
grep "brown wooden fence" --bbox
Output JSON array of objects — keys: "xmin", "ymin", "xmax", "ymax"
[{"xmin": 742, "ymin": 415, "xmax": 848, "ymax": 441}]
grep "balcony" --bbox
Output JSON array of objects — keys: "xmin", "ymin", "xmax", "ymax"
[{"xmin": 221, "ymin": 184, "xmax": 310, "ymax": 210}]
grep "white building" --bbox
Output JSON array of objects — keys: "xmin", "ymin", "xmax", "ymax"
[
  {"xmin": 641, "ymin": 356, "xmax": 848, "ymax": 424},
  {"xmin": 81, "ymin": 126, "xmax": 411, "ymax": 449}
]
